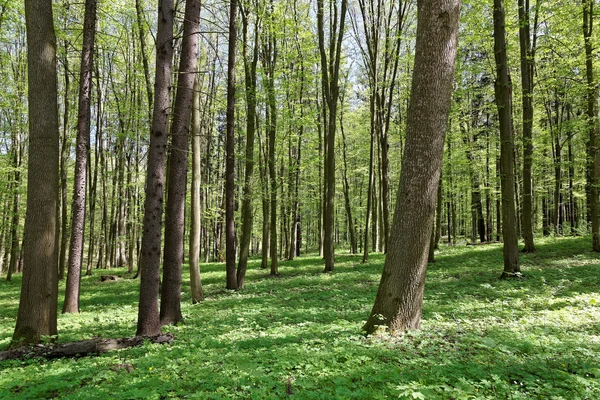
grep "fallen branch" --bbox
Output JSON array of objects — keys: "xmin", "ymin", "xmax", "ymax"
[{"xmin": 0, "ymin": 333, "xmax": 174, "ymax": 362}]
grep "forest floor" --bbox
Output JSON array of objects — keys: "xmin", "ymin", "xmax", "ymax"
[{"xmin": 0, "ymin": 236, "xmax": 599, "ymax": 399}]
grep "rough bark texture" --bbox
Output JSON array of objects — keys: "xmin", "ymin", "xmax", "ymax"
[
  {"xmin": 493, "ymin": 0, "xmax": 520, "ymax": 277},
  {"xmin": 137, "ymin": 0, "xmax": 174, "ymax": 337},
  {"xmin": 225, "ymin": 0, "xmax": 238, "ymax": 289},
  {"xmin": 519, "ymin": 0, "xmax": 536, "ymax": 252},
  {"xmin": 63, "ymin": 0, "xmax": 97, "ymax": 314},
  {"xmin": 189, "ymin": 77, "xmax": 204, "ymax": 303},
  {"xmin": 160, "ymin": 0, "xmax": 201, "ymax": 325},
  {"xmin": 363, "ymin": 0, "xmax": 460, "ymax": 335},
  {"xmin": 12, "ymin": 0, "xmax": 60, "ymax": 347}
]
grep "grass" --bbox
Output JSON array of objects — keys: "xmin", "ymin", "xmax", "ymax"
[{"xmin": 0, "ymin": 236, "xmax": 599, "ymax": 399}]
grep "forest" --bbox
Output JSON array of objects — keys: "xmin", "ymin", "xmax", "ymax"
[{"xmin": 0, "ymin": 0, "xmax": 599, "ymax": 398}]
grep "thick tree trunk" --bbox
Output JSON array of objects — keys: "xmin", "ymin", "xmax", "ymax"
[
  {"xmin": 12, "ymin": 0, "xmax": 60, "ymax": 347},
  {"xmin": 63, "ymin": 0, "xmax": 97, "ymax": 314},
  {"xmin": 363, "ymin": 0, "xmax": 460, "ymax": 335},
  {"xmin": 160, "ymin": 0, "xmax": 200, "ymax": 325},
  {"xmin": 493, "ymin": 0, "xmax": 520, "ymax": 277},
  {"xmin": 137, "ymin": 0, "xmax": 174, "ymax": 337}
]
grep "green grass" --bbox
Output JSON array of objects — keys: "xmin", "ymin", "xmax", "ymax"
[{"xmin": 1, "ymin": 236, "xmax": 599, "ymax": 399}]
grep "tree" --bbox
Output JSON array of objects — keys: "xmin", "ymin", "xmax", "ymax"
[
  {"xmin": 160, "ymin": 0, "xmax": 201, "ymax": 325},
  {"xmin": 363, "ymin": 0, "xmax": 460, "ymax": 334},
  {"xmin": 63, "ymin": 0, "xmax": 97, "ymax": 314},
  {"xmin": 225, "ymin": 0, "xmax": 238, "ymax": 289},
  {"xmin": 493, "ymin": 0, "xmax": 520, "ymax": 277},
  {"xmin": 236, "ymin": 0, "xmax": 261, "ymax": 288},
  {"xmin": 137, "ymin": 0, "xmax": 174, "ymax": 337},
  {"xmin": 189, "ymin": 75, "xmax": 205, "ymax": 303},
  {"xmin": 12, "ymin": 0, "xmax": 60, "ymax": 347},
  {"xmin": 519, "ymin": 0, "xmax": 539, "ymax": 253},
  {"xmin": 583, "ymin": 0, "xmax": 600, "ymax": 251},
  {"xmin": 316, "ymin": 0, "xmax": 347, "ymax": 272}
]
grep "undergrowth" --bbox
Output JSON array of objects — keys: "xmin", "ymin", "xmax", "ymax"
[{"xmin": 0, "ymin": 236, "xmax": 599, "ymax": 399}]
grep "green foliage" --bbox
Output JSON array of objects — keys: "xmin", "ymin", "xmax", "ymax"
[{"xmin": 1, "ymin": 236, "xmax": 599, "ymax": 398}]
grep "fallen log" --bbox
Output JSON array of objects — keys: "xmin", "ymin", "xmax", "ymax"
[
  {"xmin": 466, "ymin": 241, "xmax": 502, "ymax": 246},
  {"xmin": 0, "ymin": 333, "xmax": 174, "ymax": 362}
]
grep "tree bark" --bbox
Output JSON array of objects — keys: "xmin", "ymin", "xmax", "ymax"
[
  {"xmin": 12, "ymin": 0, "xmax": 60, "ymax": 347},
  {"xmin": 225, "ymin": 0, "xmax": 238, "ymax": 289},
  {"xmin": 237, "ymin": 5, "xmax": 260, "ymax": 287},
  {"xmin": 363, "ymin": 0, "xmax": 460, "ymax": 335},
  {"xmin": 519, "ymin": 0, "xmax": 537, "ymax": 252},
  {"xmin": 63, "ymin": 0, "xmax": 97, "ymax": 314},
  {"xmin": 493, "ymin": 0, "xmax": 520, "ymax": 277},
  {"xmin": 189, "ymin": 76, "xmax": 205, "ymax": 304},
  {"xmin": 137, "ymin": 0, "xmax": 174, "ymax": 337},
  {"xmin": 160, "ymin": 0, "xmax": 201, "ymax": 325},
  {"xmin": 583, "ymin": 0, "xmax": 600, "ymax": 251}
]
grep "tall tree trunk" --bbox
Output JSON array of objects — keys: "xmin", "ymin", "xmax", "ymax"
[
  {"xmin": 225, "ymin": 0, "xmax": 238, "ymax": 289},
  {"xmin": 59, "ymin": 40, "xmax": 70, "ymax": 281},
  {"xmin": 340, "ymin": 115, "xmax": 357, "ymax": 254},
  {"xmin": 519, "ymin": 0, "xmax": 537, "ymax": 252},
  {"xmin": 12, "ymin": 0, "xmax": 60, "ymax": 347},
  {"xmin": 137, "ymin": 0, "xmax": 174, "ymax": 337},
  {"xmin": 189, "ymin": 76, "xmax": 204, "ymax": 303},
  {"xmin": 363, "ymin": 0, "xmax": 460, "ymax": 335},
  {"xmin": 63, "ymin": 0, "xmax": 97, "ymax": 314},
  {"xmin": 237, "ymin": 5, "xmax": 260, "ymax": 287},
  {"xmin": 160, "ymin": 0, "xmax": 200, "ymax": 325},
  {"xmin": 317, "ymin": 0, "xmax": 347, "ymax": 272},
  {"xmin": 493, "ymin": 0, "xmax": 520, "ymax": 277},
  {"xmin": 583, "ymin": 0, "xmax": 600, "ymax": 251}
]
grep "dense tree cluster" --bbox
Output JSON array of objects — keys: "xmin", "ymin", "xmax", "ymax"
[{"xmin": 1, "ymin": 0, "xmax": 599, "ymax": 343}]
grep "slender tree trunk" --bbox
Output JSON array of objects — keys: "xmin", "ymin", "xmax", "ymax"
[
  {"xmin": 12, "ymin": 0, "xmax": 60, "ymax": 347},
  {"xmin": 583, "ymin": 0, "xmax": 600, "ymax": 251},
  {"xmin": 137, "ymin": 0, "xmax": 174, "ymax": 337},
  {"xmin": 237, "ymin": 6, "xmax": 260, "ymax": 287},
  {"xmin": 59, "ymin": 41, "xmax": 70, "ymax": 281},
  {"xmin": 493, "ymin": 0, "xmax": 520, "ymax": 277},
  {"xmin": 189, "ymin": 76, "xmax": 204, "ymax": 303},
  {"xmin": 225, "ymin": 0, "xmax": 238, "ymax": 289},
  {"xmin": 363, "ymin": 0, "xmax": 460, "ymax": 335},
  {"xmin": 63, "ymin": 0, "xmax": 97, "ymax": 314},
  {"xmin": 519, "ymin": 0, "xmax": 537, "ymax": 252}
]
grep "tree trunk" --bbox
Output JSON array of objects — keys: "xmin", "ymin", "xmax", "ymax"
[
  {"xmin": 12, "ymin": 0, "xmax": 60, "ymax": 347},
  {"xmin": 317, "ymin": 0, "xmax": 347, "ymax": 272},
  {"xmin": 189, "ymin": 76, "xmax": 205, "ymax": 304},
  {"xmin": 63, "ymin": 0, "xmax": 97, "ymax": 314},
  {"xmin": 363, "ymin": 0, "xmax": 460, "ymax": 335},
  {"xmin": 137, "ymin": 0, "xmax": 174, "ymax": 337},
  {"xmin": 236, "ymin": 6, "xmax": 260, "ymax": 288},
  {"xmin": 493, "ymin": 0, "xmax": 520, "ymax": 277},
  {"xmin": 59, "ymin": 40, "xmax": 70, "ymax": 281},
  {"xmin": 583, "ymin": 0, "xmax": 600, "ymax": 251},
  {"xmin": 225, "ymin": 0, "xmax": 238, "ymax": 289},
  {"xmin": 519, "ymin": 0, "xmax": 537, "ymax": 252},
  {"xmin": 160, "ymin": 0, "xmax": 200, "ymax": 325}
]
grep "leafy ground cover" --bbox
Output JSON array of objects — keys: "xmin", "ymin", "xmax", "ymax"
[{"xmin": 0, "ymin": 236, "xmax": 599, "ymax": 399}]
